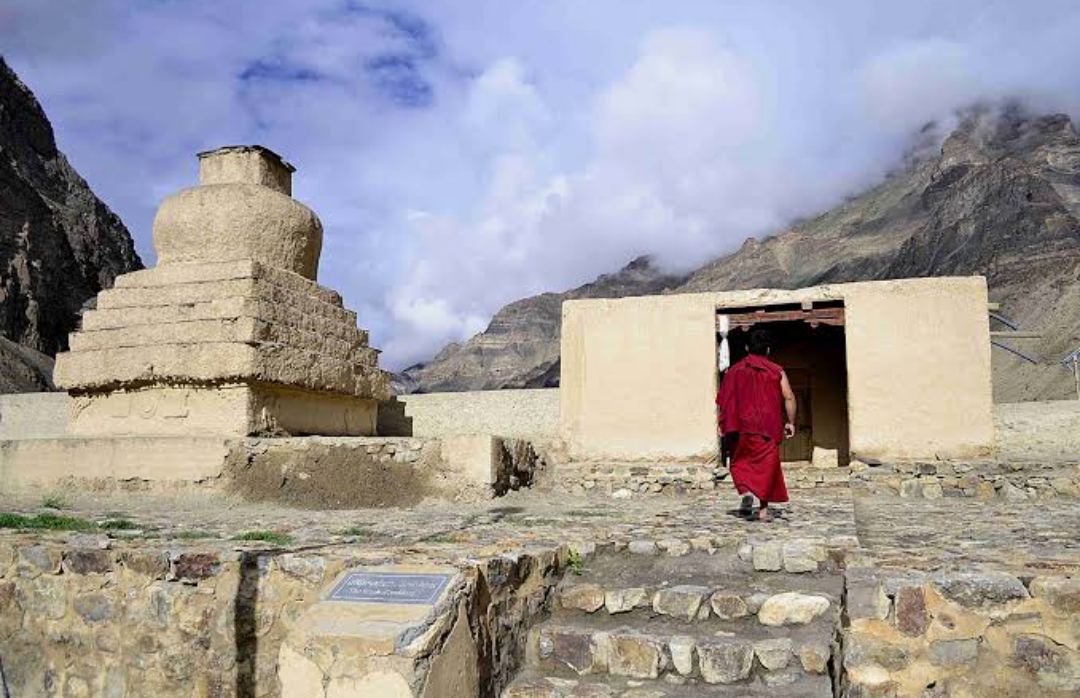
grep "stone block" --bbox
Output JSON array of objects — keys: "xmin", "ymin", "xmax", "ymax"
[
  {"xmin": 894, "ymin": 585, "xmax": 929, "ymax": 636},
  {"xmin": 756, "ymin": 596, "xmax": 829, "ymax": 631},
  {"xmin": 62, "ymin": 550, "xmax": 114, "ymax": 575},
  {"xmin": 560, "ymin": 584, "xmax": 605, "ymax": 613},
  {"xmin": 844, "ymin": 633, "xmax": 910, "ymax": 673},
  {"xmin": 16, "ymin": 545, "xmax": 61, "ymax": 576},
  {"xmin": 628, "ymin": 540, "xmax": 658, "ymax": 556},
  {"xmin": 698, "ymin": 639, "xmax": 753, "ymax": 684},
  {"xmin": 758, "ymin": 592, "xmax": 830, "ymax": 626},
  {"xmin": 929, "ymin": 639, "xmax": 978, "ymax": 667},
  {"xmin": 540, "ymin": 627, "xmax": 607, "ymax": 675},
  {"xmin": 170, "ymin": 553, "xmax": 221, "ymax": 583},
  {"xmin": 812, "ymin": 447, "xmax": 839, "ymax": 468},
  {"xmin": 668, "ymin": 635, "xmax": 696, "ymax": 676},
  {"xmin": 753, "ymin": 542, "xmax": 783, "ymax": 571},
  {"xmin": 652, "ymin": 585, "xmax": 710, "ymax": 621},
  {"xmin": 605, "ymin": 587, "xmax": 649, "ymax": 614},
  {"xmin": 899, "ymin": 479, "xmax": 920, "ymax": 498},
  {"xmin": 710, "ymin": 590, "xmax": 749, "ymax": 620},
  {"xmin": 846, "ymin": 569, "xmax": 891, "ymax": 621},
  {"xmin": 930, "ymin": 572, "xmax": 1029, "ymax": 608},
  {"xmin": 118, "ymin": 551, "xmax": 170, "ymax": 579},
  {"xmin": 753, "ymin": 637, "xmax": 792, "ymax": 670},
  {"xmin": 1029, "ymin": 576, "xmax": 1080, "ymax": 615},
  {"xmin": 607, "ymin": 632, "xmax": 666, "ymax": 679},
  {"xmin": 1010, "ymin": 633, "xmax": 1080, "ymax": 692},
  {"xmin": 657, "ymin": 539, "xmax": 691, "ymax": 556},
  {"xmin": 797, "ymin": 640, "xmax": 831, "ymax": 674},
  {"xmin": 782, "ymin": 541, "xmax": 824, "ymax": 573}
]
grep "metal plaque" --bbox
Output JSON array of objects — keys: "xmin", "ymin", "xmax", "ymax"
[{"xmin": 326, "ymin": 571, "xmax": 452, "ymax": 605}]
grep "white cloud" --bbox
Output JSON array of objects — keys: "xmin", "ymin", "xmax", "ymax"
[{"xmin": 5, "ymin": 0, "xmax": 1080, "ymax": 368}]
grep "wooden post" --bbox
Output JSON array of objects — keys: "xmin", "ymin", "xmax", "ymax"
[{"xmin": 1074, "ymin": 356, "xmax": 1079, "ymax": 401}]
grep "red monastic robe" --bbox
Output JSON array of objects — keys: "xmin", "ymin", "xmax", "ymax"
[{"xmin": 717, "ymin": 354, "xmax": 789, "ymax": 504}]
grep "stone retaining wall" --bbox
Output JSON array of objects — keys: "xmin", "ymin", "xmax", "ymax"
[
  {"xmin": 544, "ymin": 462, "xmax": 717, "ymax": 496},
  {"xmin": 843, "ymin": 567, "xmax": 1080, "ymax": 697},
  {"xmin": 0, "ymin": 536, "xmax": 567, "ymax": 697},
  {"xmin": 850, "ymin": 459, "xmax": 1080, "ymax": 500}
]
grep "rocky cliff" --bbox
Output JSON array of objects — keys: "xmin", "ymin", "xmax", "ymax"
[
  {"xmin": 0, "ymin": 56, "xmax": 142, "ymax": 392},
  {"xmin": 406, "ymin": 108, "xmax": 1080, "ymax": 401}
]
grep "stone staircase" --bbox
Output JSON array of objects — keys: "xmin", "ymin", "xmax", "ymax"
[{"xmin": 504, "ymin": 548, "xmax": 842, "ymax": 697}]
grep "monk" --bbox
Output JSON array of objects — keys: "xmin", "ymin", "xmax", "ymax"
[{"xmin": 716, "ymin": 328, "xmax": 797, "ymax": 522}]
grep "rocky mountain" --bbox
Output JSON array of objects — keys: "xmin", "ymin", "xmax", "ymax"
[
  {"xmin": 395, "ymin": 257, "xmax": 688, "ymax": 393},
  {"xmin": 0, "ymin": 56, "xmax": 142, "ymax": 392},
  {"xmin": 405, "ymin": 107, "xmax": 1080, "ymax": 401}
]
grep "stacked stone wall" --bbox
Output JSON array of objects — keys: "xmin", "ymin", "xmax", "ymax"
[
  {"xmin": 844, "ymin": 567, "xmax": 1079, "ymax": 696},
  {"xmin": 0, "ymin": 537, "xmax": 567, "ymax": 697},
  {"xmin": 850, "ymin": 459, "xmax": 1080, "ymax": 500}
]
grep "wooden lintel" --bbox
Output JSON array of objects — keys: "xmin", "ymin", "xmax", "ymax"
[{"xmin": 718, "ymin": 307, "xmax": 845, "ymax": 330}]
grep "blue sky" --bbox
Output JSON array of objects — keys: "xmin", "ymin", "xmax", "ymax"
[{"xmin": 4, "ymin": 0, "xmax": 1080, "ymax": 368}]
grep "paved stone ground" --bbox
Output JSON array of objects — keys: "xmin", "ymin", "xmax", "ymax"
[
  {"xmin": 853, "ymin": 494, "xmax": 1080, "ymax": 574},
  {"xmin": 2, "ymin": 487, "xmax": 1077, "ymax": 574}
]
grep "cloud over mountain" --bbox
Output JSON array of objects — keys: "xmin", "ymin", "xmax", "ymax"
[{"xmin": 4, "ymin": 0, "xmax": 1080, "ymax": 367}]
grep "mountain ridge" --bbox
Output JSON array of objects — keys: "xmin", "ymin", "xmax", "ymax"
[{"xmin": 402, "ymin": 107, "xmax": 1080, "ymax": 402}]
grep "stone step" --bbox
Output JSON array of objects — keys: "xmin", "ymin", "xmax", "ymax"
[
  {"xmin": 527, "ymin": 615, "xmax": 836, "ymax": 686},
  {"xmin": 558, "ymin": 550, "xmax": 843, "ymax": 609},
  {"xmin": 557, "ymin": 566, "xmax": 841, "ymax": 625},
  {"xmin": 504, "ymin": 665, "xmax": 833, "ymax": 697}
]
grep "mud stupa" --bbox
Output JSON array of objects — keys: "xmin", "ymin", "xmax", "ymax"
[{"xmin": 54, "ymin": 146, "xmax": 389, "ymax": 438}]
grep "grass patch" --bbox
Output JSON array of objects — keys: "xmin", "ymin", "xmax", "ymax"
[
  {"xmin": 566, "ymin": 510, "xmax": 607, "ymax": 518},
  {"xmin": 508, "ymin": 517, "xmax": 562, "ymax": 528},
  {"xmin": 232, "ymin": 530, "xmax": 294, "ymax": 546},
  {"xmin": 0, "ymin": 512, "xmax": 95, "ymax": 531},
  {"xmin": 40, "ymin": 494, "xmax": 69, "ymax": 510},
  {"xmin": 338, "ymin": 526, "xmax": 370, "ymax": 538},
  {"xmin": 98, "ymin": 519, "xmax": 138, "ymax": 530},
  {"xmin": 171, "ymin": 530, "xmax": 218, "ymax": 540},
  {"xmin": 567, "ymin": 550, "xmax": 586, "ymax": 575}
]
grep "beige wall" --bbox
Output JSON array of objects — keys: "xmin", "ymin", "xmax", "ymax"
[
  {"xmin": 560, "ymin": 277, "xmax": 994, "ymax": 462},
  {"xmin": 0, "ymin": 393, "xmax": 70, "ymax": 440},
  {"xmin": 396, "ymin": 389, "xmax": 560, "ymax": 438},
  {"xmin": 843, "ymin": 277, "xmax": 993, "ymax": 459}
]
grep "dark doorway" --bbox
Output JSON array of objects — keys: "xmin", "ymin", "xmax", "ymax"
[{"xmin": 716, "ymin": 302, "xmax": 849, "ymax": 466}]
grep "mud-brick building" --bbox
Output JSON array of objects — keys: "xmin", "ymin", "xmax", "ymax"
[{"xmin": 559, "ymin": 276, "xmax": 994, "ymax": 465}]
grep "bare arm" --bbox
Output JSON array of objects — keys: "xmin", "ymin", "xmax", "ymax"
[{"xmin": 780, "ymin": 370, "xmax": 797, "ymax": 438}]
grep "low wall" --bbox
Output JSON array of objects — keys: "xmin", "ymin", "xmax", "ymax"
[
  {"xmin": 851, "ymin": 459, "xmax": 1080, "ymax": 500},
  {"xmin": 0, "ymin": 537, "xmax": 567, "ymax": 698},
  {"xmin": 394, "ymin": 389, "xmax": 560, "ymax": 439},
  {"xmin": 844, "ymin": 567, "xmax": 1079, "ymax": 697},
  {"xmin": 0, "ymin": 392, "xmax": 69, "ymax": 439}
]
